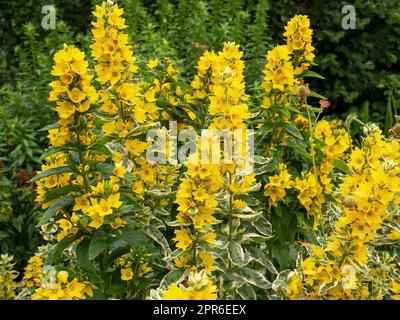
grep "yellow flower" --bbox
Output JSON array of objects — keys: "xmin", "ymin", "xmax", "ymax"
[
  {"xmin": 262, "ymin": 45, "xmax": 296, "ymax": 92},
  {"xmin": 349, "ymin": 147, "xmax": 365, "ymax": 171},
  {"xmin": 57, "ymin": 271, "xmax": 69, "ymax": 284},
  {"xmin": 98, "ymin": 198, "xmax": 113, "ymax": 216},
  {"xmin": 68, "ymin": 88, "xmax": 86, "ymax": 103},
  {"xmin": 107, "ymin": 193, "xmax": 123, "ymax": 209},
  {"xmin": 121, "ymin": 268, "xmax": 133, "ymax": 281},
  {"xmin": 111, "ymin": 217, "xmax": 126, "ymax": 229},
  {"xmin": 88, "ymin": 213, "xmax": 104, "ymax": 229},
  {"xmin": 203, "ymin": 232, "xmax": 216, "ymax": 244},
  {"xmin": 147, "ymin": 59, "xmax": 159, "ymax": 69},
  {"xmin": 175, "ymin": 255, "xmax": 190, "ymax": 268},
  {"xmin": 173, "ymin": 229, "xmax": 193, "ymax": 250},
  {"xmin": 286, "ymin": 272, "xmax": 303, "ymax": 299},
  {"xmin": 198, "ymin": 250, "xmax": 217, "ymax": 274},
  {"xmin": 163, "ymin": 271, "xmax": 217, "ymax": 300},
  {"xmin": 113, "ymin": 165, "xmax": 126, "ymax": 178},
  {"xmin": 388, "ymin": 229, "xmax": 400, "ymax": 241}
]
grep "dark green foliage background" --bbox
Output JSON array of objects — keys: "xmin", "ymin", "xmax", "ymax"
[{"xmin": 0, "ymin": 0, "xmax": 399, "ymax": 269}]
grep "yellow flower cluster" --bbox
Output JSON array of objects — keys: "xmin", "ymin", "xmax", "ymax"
[
  {"xmin": 48, "ymin": 44, "xmax": 98, "ymax": 143},
  {"xmin": 172, "ymin": 43, "xmax": 256, "ymax": 280},
  {"xmin": 259, "ymin": 16, "xmax": 315, "ymax": 150},
  {"xmin": 264, "ymin": 163, "xmax": 293, "ymax": 207},
  {"xmin": 293, "ymin": 120, "xmax": 350, "ymax": 228},
  {"xmin": 288, "ymin": 125, "xmax": 400, "ymax": 299},
  {"xmin": 173, "ymin": 157, "xmax": 222, "ymax": 273},
  {"xmin": 263, "ymin": 122, "xmax": 350, "ymax": 224},
  {"xmin": 260, "ymin": 15, "xmax": 315, "ymax": 149},
  {"xmin": 314, "ymin": 120, "xmax": 350, "ymax": 162},
  {"xmin": 91, "ymin": 2, "xmax": 132, "ymax": 86},
  {"xmin": 190, "ymin": 51, "xmax": 216, "ymax": 101},
  {"xmin": 145, "ymin": 57, "xmax": 189, "ymax": 121},
  {"xmin": 285, "ymin": 272, "xmax": 303, "ymax": 300},
  {"xmin": 91, "ymin": 2, "xmax": 155, "ymax": 124},
  {"xmin": 294, "ymin": 172, "xmax": 323, "ymax": 224},
  {"xmin": 72, "ymin": 179, "xmax": 123, "ymax": 230},
  {"xmin": 35, "ymin": 154, "xmax": 72, "ymax": 210},
  {"xmin": 335, "ymin": 127, "xmax": 400, "ymax": 264},
  {"xmin": 207, "ymin": 42, "xmax": 255, "ymax": 198},
  {"xmin": 208, "ymin": 42, "xmax": 250, "ymax": 130},
  {"xmin": 32, "ymin": 270, "xmax": 94, "ymax": 300},
  {"xmin": 262, "ymin": 45, "xmax": 296, "ymax": 93},
  {"xmin": 35, "ymin": 43, "xmax": 106, "ymax": 236},
  {"xmin": 117, "ymin": 250, "xmax": 153, "ymax": 281},
  {"xmin": 0, "ymin": 254, "xmax": 18, "ymax": 299},
  {"xmin": 21, "ymin": 256, "xmax": 43, "ymax": 288},
  {"xmin": 163, "ymin": 270, "xmax": 217, "ymax": 300},
  {"xmin": 91, "ymin": 2, "xmax": 177, "ymax": 213},
  {"xmin": 284, "ymin": 15, "xmax": 315, "ymax": 73}
]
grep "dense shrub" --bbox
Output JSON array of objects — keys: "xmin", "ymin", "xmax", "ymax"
[
  {"xmin": 0, "ymin": 0, "xmax": 399, "ymax": 301},
  {"xmin": 0, "ymin": 3, "xmax": 398, "ymax": 300},
  {"xmin": 268, "ymin": 0, "xmax": 400, "ymax": 123},
  {"xmin": 0, "ymin": 108, "xmax": 43, "ymax": 272}
]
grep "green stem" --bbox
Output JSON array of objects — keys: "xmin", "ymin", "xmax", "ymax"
[
  {"xmin": 75, "ymin": 118, "xmax": 90, "ymax": 193},
  {"xmin": 227, "ymin": 172, "xmax": 234, "ymax": 272},
  {"xmin": 305, "ymin": 104, "xmax": 324, "ymax": 236}
]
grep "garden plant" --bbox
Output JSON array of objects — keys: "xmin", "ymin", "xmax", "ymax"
[{"xmin": 0, "ymin": 1, "xmax": 399, "ymax": 301}]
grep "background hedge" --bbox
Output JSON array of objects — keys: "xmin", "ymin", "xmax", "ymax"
[{"xmin": 1, "ymin": 0, "xmax": 399, "ymax": 269}]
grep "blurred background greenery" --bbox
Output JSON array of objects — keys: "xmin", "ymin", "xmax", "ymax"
[{"xmin": 1, "ymin": 0, "xmax": 399, "ymax": 271}]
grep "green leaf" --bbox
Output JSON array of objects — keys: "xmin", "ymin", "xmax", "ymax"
[
  {"xmin": 38, "ymin": 123, "xmax": 59, "ymax": 132},
  {"xmin": 45, "ymin": 185, "xmax": 75, "ymax": 201},
  {"xmin": 46, "ymin": 232, "xmax": 82, "ymax": 264},
  {"xmin": 237, "ymin": 267, "xmax": 271, "ymax": 289},
  {"xmin": 310, "ymin": 91, "xmax": 327, "ymax": 99},
  {"xmin": 30, "ymin": 166, "xmax": 73, "ymax": 182},
  {"xmin": 392, "ymin": 94, "xmax": 398, "ymax": 116},
  {"xmin": 241, "ymin": 233, "xmax": 269, "ymax": 243},
  {"xmin": 246, "ymin": 247, "xmax": 278, "ymax": 275},
  {"xmin": 89, "ymin": 231, "xmax": 109, "ymax": 260},
  {"xmin": 267, "ymin": 147, "xmax": 283, "ymax": 172},
  {"xmin": 277, "ymin": 107, "xmax": 291, "ymax": 118},
  {"xmin": 319, "ymin": 280, "xmax": 339, "ymax": 296},
  {"xmin": 144, "ymin": 225, "xmax": 171, "ymax": 256},
  {"xmin": 301, "ymin": 70, "xmax": 325, "ymax": 79},
  {"xmin": 361, "ymin": 100, "xmax": 369, "ymax": 123},
  {"xmin": 271, "ymin": 240, "xmax": 291, "ymax": 269},
  {"xmin": 37, "ymin": 196, "xmax": 74, "ymax": 226},
  {"xmin": 76, "ymin": 239, "xmax": 102, "ymax": 283},
  {"xmin": 118, "ymin": 228, "xmax": 152, "ymax": 249},
  {"xmin": 160, "ymin": 269, "xmax": 187, "ymax": 288},
  {"xmin": 333, "ymin": 159, "xmax": 350, "ymax": 174},
  {"xmin": 0, "ymin": 231, "xmax": 9, "ymax": 241},
  {"xmin": 107, "ymin": 245, "xmax": 130, "ymax": 266},
  {"xmin": 271, "ymin": 270, "xmax": 291, "ymax": 292},
  {"xmin": 272, "ymin": 208, "xmax": 290, "ymax": 243},
  {"xmin": 286, "ymin": 140, "xmax": 312, "ymax": 162},
  {"xmin": 90, "ymin": 144, "xmax": 112, "ymax": 157},
  {"xmin": 128, "ymin": 122, "xmax": 160, "ymax": 137},
  {"xmin": 232, "ymin": 211, "xmax": 262, "ymax": 221},
  {"xmin": 252, "ymin": 216, "xmax": 273, "ymax": 237},
  {"xmin": 40, "ymin": 146, "xmax": 66, "ymax": 160},
  {"xmin": 119, "ymin": 204, "xmax": 141, "ymax": 214},
  {"xmin": 228, "ymin": 241, "xmax": 245, "ymax": 267},
  {"xmin": 385, "ymin": 95, "xmax": 393, "ymax": 135},
  {"xmin": 272, "ymin": 208, "xmax": 297, "ymax": 244},
  {"xmin": 236, "ymin": 283, "xmax": 256, "ymax": 300},
  {"xmin": 281, "ymin": 123, "xmax": 303, "ymax": 139}
]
